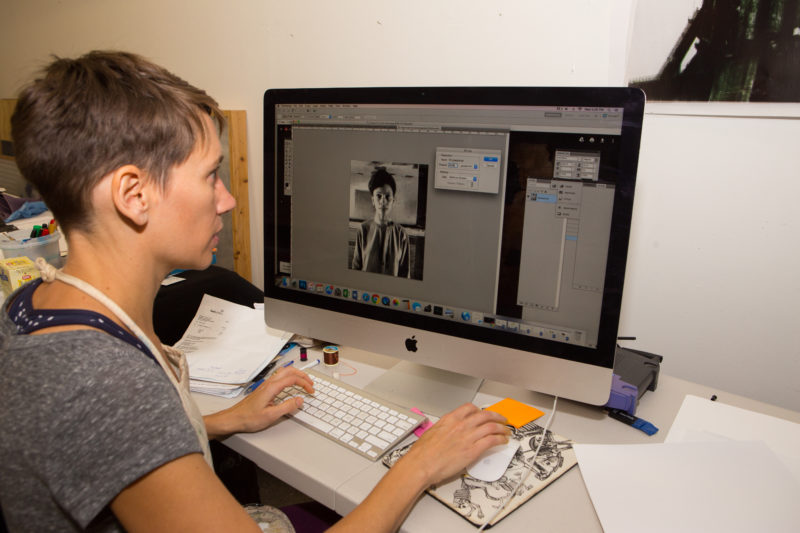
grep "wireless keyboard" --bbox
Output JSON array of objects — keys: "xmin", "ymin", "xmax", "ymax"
[{"xmin": 274, "ymin": 369, "xmax": 427, "ymax": 460}]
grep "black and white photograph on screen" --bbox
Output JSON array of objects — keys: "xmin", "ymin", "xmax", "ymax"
[{"xmin": 348, "ymin": 161, "xmax": 427, "ymax": 280}]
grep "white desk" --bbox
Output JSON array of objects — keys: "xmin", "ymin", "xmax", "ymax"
[{"xmin": 192, "ymin": 347, "xmax": 800, "ymax": 532}]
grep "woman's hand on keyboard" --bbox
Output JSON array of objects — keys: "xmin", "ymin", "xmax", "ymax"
[
  {"xmin": 404, "ymin": 403, "xmax": 510, "ymax": 485},
  {"xmin": 204, "ymin": 367, "xmax": 314, "ymax": 438}
]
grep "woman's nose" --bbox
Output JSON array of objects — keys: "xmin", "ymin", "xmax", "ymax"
[{"xmin": 216, "ymin": 179, "xmax": 236, "ymax": 214}]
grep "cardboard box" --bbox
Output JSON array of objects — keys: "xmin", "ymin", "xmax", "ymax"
[{"xmin": 0, "ymin": 256, "xmax": 41, "ymax": 296}]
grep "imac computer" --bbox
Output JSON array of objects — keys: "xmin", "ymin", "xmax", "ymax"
[{"xmin": 264, "ymin": 87, "xmax": 644, "ymax": 415}]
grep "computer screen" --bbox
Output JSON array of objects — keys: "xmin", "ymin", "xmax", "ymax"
[{"xmin": 264, "ymin": 87, "xmax": 644, "ymax": 411}]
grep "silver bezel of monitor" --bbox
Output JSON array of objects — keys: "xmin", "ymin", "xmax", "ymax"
[
  {"xmin": 264, "ymin": 299, "xmax": 616, "ymax": 406},
  {"xmin": 264, "ymin": 86, "xmax": 644, "ymax": 409}
]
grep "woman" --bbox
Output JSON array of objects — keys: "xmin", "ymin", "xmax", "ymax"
[{"xmin": 0, "ymin": 50, "xmax": 508, "ymax": 532}]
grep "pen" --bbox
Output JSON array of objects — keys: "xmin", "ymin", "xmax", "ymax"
[
  {"xmin": 299, "ymin": 359, "xmax": 320, "ymax": 371},
  {"xmin": 282, "ymin": 360, "xmax": 295, "ymax": 368},
  {"xmin": 245, "ymin": 378, "xmax": 264, "ymax": 395},
  {"xmin": 279, "ymin": 342, "xmax": 297, "ymax": 355},
  {"xmin": 249, "ymin": 343, "xmax": 297, "ymax": 383},
  {"xmin": 255, "ymin": 360, "xmax": 278, "ymax": 380},
  {"xmin": 246, "ymin": 343, "xmax": 299, "ymax": 395}
]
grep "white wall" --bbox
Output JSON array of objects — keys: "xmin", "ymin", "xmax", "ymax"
[
  {"xmin": 2, "ymin": 0, "xmax": 798, "ymax": 411},
  {"xmin": 621, "ymin": 106, "xmax": 800, "ymax": 411},
  {"xmin": 0, "ymin": 0, "xmax": 631, "ymax": 289}
]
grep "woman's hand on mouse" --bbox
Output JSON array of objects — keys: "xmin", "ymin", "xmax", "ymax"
[
  {"xmin": 400, "ymin": 403, "xmax": 510, "ymax": 485},
  {"xmin": 327, "ymin": 403, "xmax": 509, "ymax": 533}
]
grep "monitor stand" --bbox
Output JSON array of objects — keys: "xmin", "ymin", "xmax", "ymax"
[{"xmin": 363, "ymin": 361, "xmax": 483, "ymax": 418}]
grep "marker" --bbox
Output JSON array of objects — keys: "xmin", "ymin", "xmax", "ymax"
[
  {"xmin": 299, "ymin": 359, "xmax": 320, "ymax": 371},
  {"xmin": 282, "ymin": 360, "xmax": 295, "ymax": 368},
  {"xmin": 607, "ymin": 408, "xmax": 658, "ymax": 436}
]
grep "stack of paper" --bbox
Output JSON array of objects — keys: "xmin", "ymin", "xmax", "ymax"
[
  {"xmin": 173, "ymin": 294, "xmax": 292, "ymax": 398},
  {"xmin": 574, "ymin": 395, "xmax": 800, "ymax": 532}
]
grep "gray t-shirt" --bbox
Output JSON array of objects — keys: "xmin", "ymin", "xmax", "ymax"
[{"xmin": 0, "ymin": 305, "xmax": 202, "ymax": 532}]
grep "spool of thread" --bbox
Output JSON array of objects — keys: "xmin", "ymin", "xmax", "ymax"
[{"xmin": 323, "ymin": 345, "xmax": 339, "ymax": 367}]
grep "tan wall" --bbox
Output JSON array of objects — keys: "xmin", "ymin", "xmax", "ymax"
[{"xmin": 0, "ymin": 99, "xmax": 16, "ymax": 159}]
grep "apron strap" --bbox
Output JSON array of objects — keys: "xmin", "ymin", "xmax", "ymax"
[{"xmin": 35, "ymin": 258, "xmax": 213, "ymax": 466}]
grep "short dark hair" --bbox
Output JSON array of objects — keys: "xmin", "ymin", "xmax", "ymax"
[
  {"xmin": 368, "ymin": 167, "xmax": 396, "ymax": 195},
  {"xmin": 11, "ymin": 50, "xmax": 225, "ymax": 233}
]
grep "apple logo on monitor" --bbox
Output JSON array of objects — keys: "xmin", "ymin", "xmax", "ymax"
[{"xmin": 405, "ymin": 335, "xmax": 418, "ymax": 352}]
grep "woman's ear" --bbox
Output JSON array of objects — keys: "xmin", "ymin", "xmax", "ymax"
[{"xmin": 110, "ymin": 165, "xmax": 152, "ymax": 227}]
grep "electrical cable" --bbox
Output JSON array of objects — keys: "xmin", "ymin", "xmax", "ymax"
[{"xmin": 478, "ymin": 395, "xmax": 559, "ymax": 531}]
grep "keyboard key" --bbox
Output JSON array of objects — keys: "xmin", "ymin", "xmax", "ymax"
[
  {"xmin": 378, "ymin": 430, "xmax": 396, "ymax": 443},
  {"xmin": 366, "ymin": 434, "xmax": 389, "ymax": 449},
  {"xmin": 294, "ymin": 410, "xmax": 334, "ymax": 433}
]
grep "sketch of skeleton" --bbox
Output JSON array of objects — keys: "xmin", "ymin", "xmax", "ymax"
[
  {"xmin": 442, "ymin": 422, "xmax": 574, "ymax": 522},
  {"xmin": 453, "ymin": 479, "xmax": 486, "ymax": 520},
  {"xmin": 516, "ymin": 422, "xmax": 572, "ymax": 481},
  {"xmin": 382, "ymin": 421, "xmax": 578, "ymax": 527}
]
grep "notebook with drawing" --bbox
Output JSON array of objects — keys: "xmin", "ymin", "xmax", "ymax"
[{"xmin": 382, "ymin": 421, "xmax": 577, "ymax": 528}]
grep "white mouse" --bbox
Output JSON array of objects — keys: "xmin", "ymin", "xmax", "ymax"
[{"xmin": 466, "ymin": 438, "xmax": 521, "ymax": 482}]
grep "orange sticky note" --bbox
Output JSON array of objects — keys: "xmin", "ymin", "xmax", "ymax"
[{"xmin": 486, "ymin": 398, "xmax": 544, "ymax": 428}]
